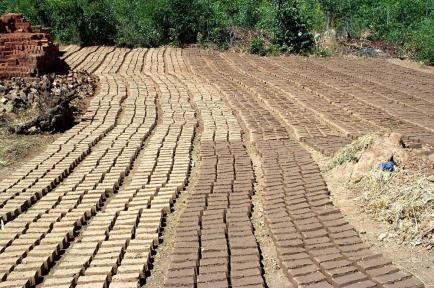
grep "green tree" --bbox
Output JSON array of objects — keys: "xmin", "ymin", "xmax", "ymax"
[{"xmin": 272, "ymin": 0, "xmax": 314, "ymax": 52}]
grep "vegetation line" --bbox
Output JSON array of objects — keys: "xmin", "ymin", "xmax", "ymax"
[{"xmin": 1, "ymin": 0, "xmax": 432, "ymax": 64}]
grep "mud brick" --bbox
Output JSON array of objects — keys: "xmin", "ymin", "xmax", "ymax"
[
  {"xmin": 301, "ymin": 229, "xmax": 328, "ymax": 239},
  {"xmin": 383, "ymin": 277, "xmax": 424, "ymax": 288},
  {"xmin": 0, "ymin": 278, "xmax": 31, "ymax": 288},
  {"xmin": 165, "ymin": 275, "xmax": 196, "ymax": 287},
  {"xmin": 282, "ymin": 257, "xmax": 315, "ymax": 270},
  {"xmin": 197, "ymin": 272, "xmax": 227, "ymax": 283},
  {"xmin": 75, "ymin": 274, "xmax": 109, "ymax": 287},
  {"xmin": 343, "ymin": 280, "xmax": 378, "ymax": 288},
  {"xmin": 331, "ymin": 230, "xmax": 359, "ymax": 239},
  {"xmin": 197, "ymin": 280, "xmax": 228, "ymax": 288},
  {"xmin": 108, "ymin": 279, "xmax": 139, "ymax": 288},
  {"xmin": 231, "ymin": 247, "xmax": 259, "ymax": 257},
  {"xmin": 310, "ymin": 247, "xmax": 341, "ymax": 258},
  {"xmin": 339, "ymin": 243, "xmax": 370, "ymax": 253},
  {"xmin": 199, "ymin": 264, "xmax": 227, "ymax": 275},
  {"xmin": 358, "ymin": 256, "xmax": 392, "ymax": 270},
  {"xmin": 5, "ymin": 269, "xmax": 38, "ymax": 286},
  {"xmin": 42, "ymin": 276, "xmax": 75, "ymax": 287},
  {"xmin": 116, "ymin": 262, "xmax": 146, "ymax": 275},
  {"xmin": 170, "ymin": 260, "xmax": 198, "ymax": 271},
  {"xmin": 332, "ymin": 271, "xmax": 368, "ymax": 286},
  {"xmin": 288, "ymin": 264, "xmax": 319, "ymax": 277},
  {"xmin": 373, "ymin": 271, "xmax": 411, "ymax": 284},
  {"xmin": 201, "ymin": 250, "xmax": 228, "ymax": 260},
  {"xmin": 200, "ymin": 257, "xmax": 227, "ymax": 266},
  {"xmin": 280, "ymin": 252, "xmax": 310, "ymax": 261},
  {"xmin": 294, "ymin": 271, "xmax": 327, "ymax": 286},
  {"xmin": 84, "ymin": 265, "xmax": 115, "ymax": 277},
  {"xmin": 50, "ymin": 267, "xmax": 82, "ymax": 278},
  {"xmin": 174, "ymin": 246, "xmax": 200, "ymax": 255},
  {"xmin": 365, "ymin": 265, "xmax": 399, "ymax": 277},
  {"xmin": 174, "ymin": 241, "xmax": 200, "ymax": 249},
  {"xmin": 231, "ymin": 267, "xmax": 262, "ymax": 278},
  {"xmin": 172, "ymin": 252, "xmax": 199, "ymax": 264},
  {"xmin": 231, "ymin": 275, "xmax": 264, "ymax": 287},
  {"xmin": 302, "ymin": 280, "xmax": 334, "ymax": 288}
]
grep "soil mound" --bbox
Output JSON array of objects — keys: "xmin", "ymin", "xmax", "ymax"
[{"xmin": 0, "ymin": 70, "xmax": 97, "ymax": 134}]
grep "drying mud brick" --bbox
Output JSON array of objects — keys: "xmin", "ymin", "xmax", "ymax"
[
  {"xmin": 0, "ymin": 45, "xmax": 430, "ymax": 287},
  {"xmin": 0, "ymin": 13, "xmax": 59, "ymax": 79}
]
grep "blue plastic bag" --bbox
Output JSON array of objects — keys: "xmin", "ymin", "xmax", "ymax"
[{"xmin": 379, "ymin": 161, "xmax": 396, "ymax": 171}]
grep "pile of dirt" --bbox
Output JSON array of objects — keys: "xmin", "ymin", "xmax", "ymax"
[
  {"xmin": 321, "ymin": 133, "xmax": 434, "ymax": 247},
  {"xmin": 0, "ymin": 70, "xmax": 97, "ymax": 134}
]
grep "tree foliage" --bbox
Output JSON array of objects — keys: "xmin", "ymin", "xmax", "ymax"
[
  {"xmin": 272, "ymin": 0, "xmax": 314, "ymax": 52},
  {"xmin": 0, "ymin": 0, "xmax": 432, "ymax": 63}
]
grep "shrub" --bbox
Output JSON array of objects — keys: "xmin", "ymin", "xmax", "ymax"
[
  {"xmin": 158, "ymin": 0, "xmax": 216, "ymax": 45},
  {"xmin": 111, "ymin": 0, "xmax": 164, "ymax": 47},
  {"xmin": 271, "ymin": 0, "xmax": 314, "ymax": 53},
  {"xmin": 0, "ymin": 0, "xmax": 432, "ymax": 63},
  {"xmin": 249, "ymin": 37, "xmax": 267, "ymax": 55},
  {"xmin": 79, "ymin": 0, "xmax": 117, "ymax": 46},
  {"xmin": 405, "ymin": 18, "xmax": 434, "ymax": 65}
]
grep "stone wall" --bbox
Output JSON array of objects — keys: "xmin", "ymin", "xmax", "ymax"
[{"xmin": 0, "ymin": 13, "xmax": 59, "ymax": 79}]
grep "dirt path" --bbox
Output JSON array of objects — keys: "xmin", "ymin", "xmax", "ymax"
[{"xmin": 0, "ymin": 46, "xmax": 431, "ymax": 288}]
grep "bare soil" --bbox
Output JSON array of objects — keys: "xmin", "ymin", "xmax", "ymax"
[
  {"xmin": 0, "ymin": 127, "xmax": 58, "ymax": 182},
  {"xmin": 324, "ymin": 170, "xmax": 434, "ymax": 287},
  {"xmin": 309, "ymin": 145, "xmax": 434, "ymax": 287}
]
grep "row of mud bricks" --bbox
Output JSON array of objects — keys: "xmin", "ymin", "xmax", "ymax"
[{"xmin": 0, "ymin": 13, "xmax": 59, "ymax": 79}]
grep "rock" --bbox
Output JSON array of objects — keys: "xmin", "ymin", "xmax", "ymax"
[
  {"xmin": 428, "ymin": 175, "xmax": 434, "ymax": 183},
  {"xmin": 0, "ymin": 70, "xmax": 96, "ymax": 134},
  {"xmin": 27, "ymin": 126, "xmax": 38, "ymax": 134},
  {"xmin": 3, "ymin": 101, "xmax": 14, "ymax": 113},
  {"xmin": 52, "ymin": 87, "xmax": 61, "ymax": 96},
  {"xmin": 18, "ymin": 91, "xmax": 26, "ymax": 101},
  {"xmin": 429, "ymin": 154, "xmax": 434, "ymax": 162},
  {"xmin": 378, "ymin": 233, "xmax": 388, "ymax": 241}
]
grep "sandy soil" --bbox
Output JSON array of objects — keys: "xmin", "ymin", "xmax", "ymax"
[
  {"xmin": 0, "ymin": 128, "xmax": 59, "ymax": 182},
  {"xmin": 308, "ymin": 146, "xmax": 434, "ymax": 287},
  {"xmin": 387, "ymin": 59, "xmax": 434, "ymax": 75}
]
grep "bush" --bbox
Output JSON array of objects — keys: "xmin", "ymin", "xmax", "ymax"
[
  {"xmin": 111, "ymin": 0, "xmax": 164, "ymax": 47},
  {"xmin": 78, "ymin": 0, "xmax": 117, "ymax": 46},
  {"xmin": 271, "ymin": 0, "xmax": 314, "ymax": 53},
  {"xmin": 0, "ymin": 0, "xmax": 432, "ymax": 63},
  {"xmin": 249, "ymin": 37, "xmax": 267, "ymax": 55},
  {"xmin": 405, "ymin": 18, "xmax": 434, "ymax": 65},
  {"xmin": 157, "ymin": 0, "xmax": 216, "ymax": 45}
]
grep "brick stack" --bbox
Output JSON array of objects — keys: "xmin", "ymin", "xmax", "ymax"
[{"xmin": 0, "ymin": 13, "xmax": 59, "ymax": 79}]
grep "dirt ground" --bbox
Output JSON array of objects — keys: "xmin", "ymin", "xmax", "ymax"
[
  {"xmin": 308, "ymin": 141, "xmax": 434, "ymax": 287},
  {"xmin": 0, "ymin": 127, "xmax": 58, "ymax": 182},
  {"xmin": 323, "ymin": 170, "xmax": 434, "ymax": 287},
  {"xmin": 0, "ymin": 46, "xmax": 432, "ymax": 288},
  {"xmin": 388, "ymin": 59, "xmax": 434, "ymax": 75}
]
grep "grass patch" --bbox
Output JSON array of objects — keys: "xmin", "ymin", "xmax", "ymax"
[{"xmin": 355, "ymin": 169, "xmax": 433, "ymax": 244}]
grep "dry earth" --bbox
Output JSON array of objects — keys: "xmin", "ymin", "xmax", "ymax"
[{"xmin": 0, "ymin": 45, "xmax": 432, "ymax": 288}]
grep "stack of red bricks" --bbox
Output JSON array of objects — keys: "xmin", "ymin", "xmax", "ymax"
[{"xmin": 0, "ymin": 13, "xmax": 59, "ymax": 79}]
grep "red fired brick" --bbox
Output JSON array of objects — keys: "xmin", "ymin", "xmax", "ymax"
[{"xmin": 0, "ymin": 13, "xmax": 59, "ymax": 79}]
